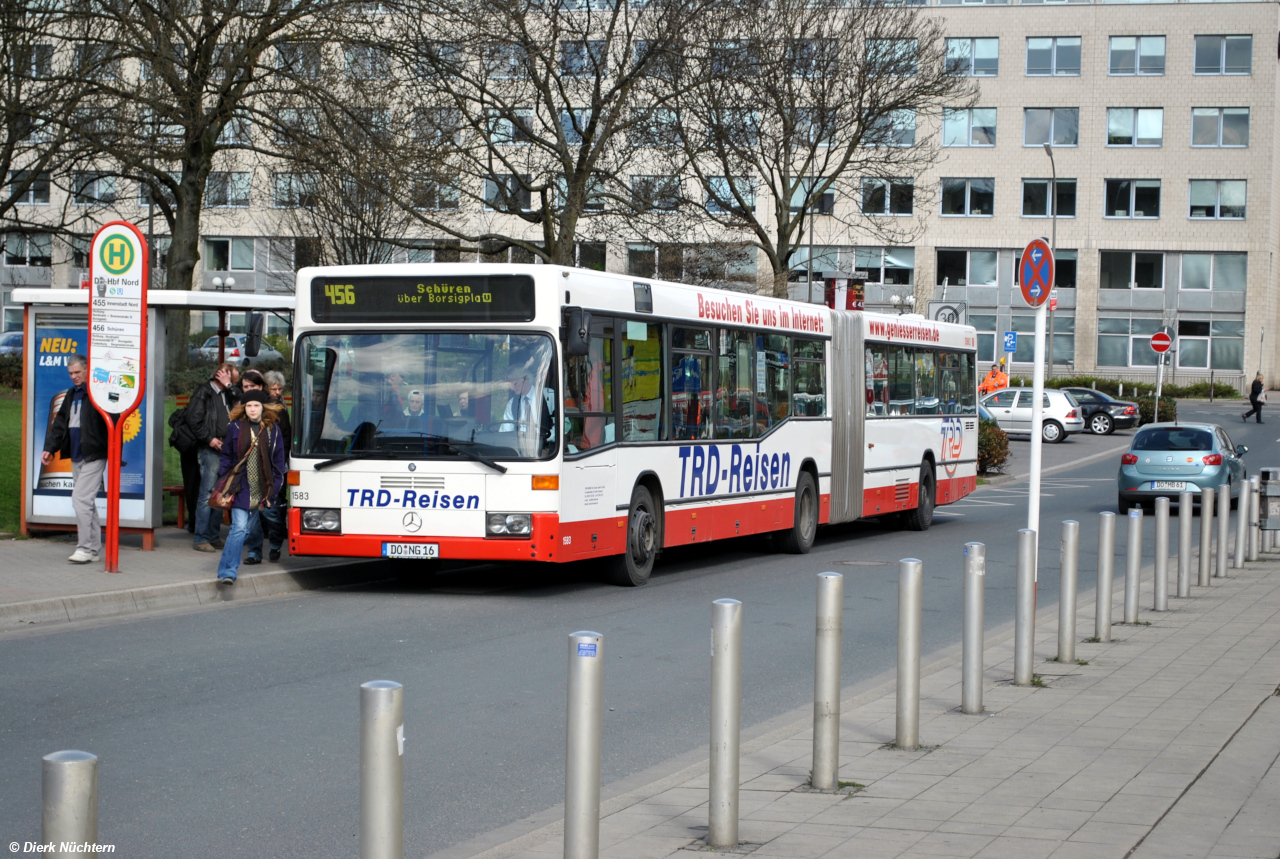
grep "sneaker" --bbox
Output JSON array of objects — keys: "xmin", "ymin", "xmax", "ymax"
[
  {"xmin": 244, "ymin": 556, "xmax": 261, "ymax": 566},
  {"xmin": 217, "ymin": 576, "xmax": 235, "ymax": 586},
  {"xmin": 193, "ymin": 542, "xmax": 218, "ymax": 553},
  {"xmin": 268, "ymin": 548, "xmax": 281, "ymax": 563},
  {"xmin": 68, "ymin": 549, "xmax": 94, "ymax": 564},
  {"xmin": 211, "ymin": 539, "xmax": 226, "ymax": 549}
]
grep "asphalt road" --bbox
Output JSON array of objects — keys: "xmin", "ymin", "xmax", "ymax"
[{"xmin": 1, "ymin": 402, "xmax": 1274, "ymax": 858}]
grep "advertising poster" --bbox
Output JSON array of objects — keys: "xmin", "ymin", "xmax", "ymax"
[{"xmin": 31, "ymin": 321, "xmax": 148, "ymax": 521}]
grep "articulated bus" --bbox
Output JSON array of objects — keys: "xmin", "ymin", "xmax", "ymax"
[{"xmin": 286, "ymin": 264, "xmax": 979, "ymax": 585}]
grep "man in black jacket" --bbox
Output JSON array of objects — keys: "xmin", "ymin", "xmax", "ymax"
[
  {"xmin": 184, "ymin": 362, "xmax": 238, "ymax": 551},
  {"xmin": 41, "ymin": 356, "xmax": 108, "ymax": 564}
]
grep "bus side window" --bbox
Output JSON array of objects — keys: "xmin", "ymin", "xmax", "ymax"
[
  {"xmin": 671, "ymin": 327, "xmax": 712, "ymax": 440},
  {"xmin": 915, "ymin": 349, "xmax": 937, "ymax": 415},
  {"xmin": 715, "ymin": 328, "xmax": 753, "ymax": 440},
  {"xmin": 759, "ymin": 334, "xmax": 790, "ymax": 433},
  {"xmin": 866, "ymin": 344, "xmax": 889, "ymax": 416},
  {"xmin": 564, "ymin": 318, "xmax": 616, "ymax": 454},
  {"xmin": 793, "ymin": 339, "xmax": 825, "ymax": 417},
  {"xmin": 622, "ymin": 321, "xmax": 664, "ymax": 442},
  {"xmin": 888, "ymin": 346, "xmax": 913, "ymax": 416},
  {"xmin": 938, "ymin": 352, "xmax": 961, "ymax": 414},
  {"xmin": 959, "ymin": 353, "xmax": 977, "ymax": 414}
]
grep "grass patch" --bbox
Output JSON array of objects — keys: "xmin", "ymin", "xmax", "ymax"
[
  {"xmin": 1075, "ymin": 659, "xmax": 1089, "ymax": 666},
  {"xmin": 1085, "ymin": 636, "xmax": 1101, "ymax": 643},
  {"xmin": 0, "ymin": 391, "xmax": 21, "ymax": 533},
  {"xmin": 838, "ymin": 780, "xmax": 864, "ymax": 791},
  {"xmin": 1031, "ymin": 674, "xmax": 1047, "ymax": 687}
]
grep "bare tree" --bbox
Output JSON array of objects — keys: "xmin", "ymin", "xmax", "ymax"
[
  {"xmin": 665, "ymin": 0, "xmax": 974, "ymax": 297},
  {"xmin": 385, "ymin": 0, "xmax": 713, "ymax": 266}
]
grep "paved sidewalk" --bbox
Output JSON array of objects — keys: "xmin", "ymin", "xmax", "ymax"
[
  {"xmin": 457, "ymin": 555, "xmax": 1280, "ymax": 859},
  {"xmin": 0, "ymin": 526, "xmax": 386, "ymax": 630}
]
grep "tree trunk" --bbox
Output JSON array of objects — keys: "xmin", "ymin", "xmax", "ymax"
[
  {"xmin": 771, "ymin": 267, "xmax": 790, "ymax": 299},
  {"xmin": 163, "ymin": 178, "xmax": 203, "ymax": 373}
]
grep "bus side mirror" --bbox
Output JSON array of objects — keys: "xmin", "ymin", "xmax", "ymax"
[
  {"xmin": 244, "ymin": 312, "xmax": 264, "ymax": 358},
  {"xmin": 564, "ymin": 309, "xmax": 591, "ymax": 356}
]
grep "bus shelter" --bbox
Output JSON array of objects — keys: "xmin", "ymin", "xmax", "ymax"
[{"xmin": 14, "ymin": 288, "xmax": 295, "ymax": 548}]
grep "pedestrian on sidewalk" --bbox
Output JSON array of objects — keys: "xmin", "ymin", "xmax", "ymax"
[
  {"xmin": 185, "ymin": 362, "xmax": 239, "ymax": 552},
  {"xmin": 40, "ymin": 355, "xmax": 108, "ymax": 564},
  {"xmin": 215, "ymin": 391, "xmax": 286, "ymax": 585},
  {"xmin": 245, "ymin": 370, "xmax": 291, "ymax": 564},
  {"xmin": 1242, "ymin": 373, "xmax": 1265, "ymax": 424}
]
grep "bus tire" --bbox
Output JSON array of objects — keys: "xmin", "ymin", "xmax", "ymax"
[
  {"xmin": 902, "ymin": 463, "xmax": 934, "ymax": 532},
  {"xmin": 607, "ymin": 485, "xmax": 659, "ymax": 587},
  {"xmin": 778, "ymin": 472, "xmax": 818, "ymax": 554}
]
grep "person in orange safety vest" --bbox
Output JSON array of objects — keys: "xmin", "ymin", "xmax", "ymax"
[{"xmin": 979, "ymin": 360, "xmax": 1008, "ymax": 396}]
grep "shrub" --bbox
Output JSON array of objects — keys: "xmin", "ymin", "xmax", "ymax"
[
  {"xmin": 0, "ymin": 355, "xmax": 21, "ymax": 390},
  {"xmin": 1136, "ymin": 396, "xmax": 1177, "ymax": 425},
  {"xmin": 1006, "ymin": 375, "xmax": 1239, "ymax": 400},
  {"xmin": 978, "ymin": 419, "xmax": 1010, "ymax": 474}
]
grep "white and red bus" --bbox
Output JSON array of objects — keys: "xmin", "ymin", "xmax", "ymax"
[{"xmin": 286, "ymin": 264, "xmax": 979, "ymax": 585}]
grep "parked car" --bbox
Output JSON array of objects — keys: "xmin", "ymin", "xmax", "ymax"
[
  {"xmin": 0, "ymin": 331, "xmax": 22, "ymax": 356},
  {"xmin": 1117, "ymin": 422, "xmax": 1247, "ymax": 512},
  {"xmin": 1060, "ymin": 387, "xmax": 1139, "ymax": 435},
  {"xmin": 197, "ymin": 334, "xmax": 283, "ymax": 366},
  {"xmin": 980, "ymin": 387, "xmax": 1085, "ymax": 443}
]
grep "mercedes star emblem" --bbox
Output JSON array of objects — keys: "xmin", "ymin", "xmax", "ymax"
[{"xmin": 402, "ymin": 512, "xmax": 422, "ymax": 532}]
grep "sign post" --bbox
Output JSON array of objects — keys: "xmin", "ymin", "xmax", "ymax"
[
  {"xmin": 88, "ymin": 222, "xmax": 148, "ymax": 573},
  {"xmin": 1151, "ymin": 331, "xmax": 1172, "ymax": 423},
  {"xmin": 1019, "ymin": 238, "xmax": 1054, "ymax": 561}
]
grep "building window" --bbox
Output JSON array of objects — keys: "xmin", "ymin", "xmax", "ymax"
[
  {"xmin": 861, "ymin": 179, "xmax": 913, "ymax": 216},
  {"xmin": 8, "ymin": 170, "xmax": 50, "ymax": 205},
  {"xmin": 16, "ymin": 43, "xmax": 53, "ymax": 78},
  {"xmin": 217, "ymin": 113, "xmax": 252, "ymax": 145},
  {"xmin": 941, "ymin": 179, "xmax": 994, "ymax": 217},
  {"xmin": 560, "ymin": 109, "xmax": 593, "ymax": 145},
  {"xmin": 488, "ymin": 109, "xmax": 534, "ymax": 145},
  {"xmin": 139, "ymin": 172, "xmax": 178, "ymax": 207},
  {"xmin": 969, "ymin": 314, "xmax": 996, "ymax": 363},
  {"xmin": 1021, "ymin": 179, "xmax": 1075, "ymax": 217},
  {"xmin": 3, "ymin": 233, "xmax": 51, "ymax": 267},
  {"xmin": 945, "ymin": 38, "xmax": 998, "ymax": 76},
  {"xmin": 72, "ymin": 172, "xmax": 117, "ymax": 205},
  {"xmin": 1109, "ymin": 36, "xmax": 1164, "ymax": 75},
  {"xmin": 1104, "ymin": 179, "xmax": 1160, "ymax": 218},
  {"xmin": 484, "ymin": 174, "xmax": 533, "ymax": 211},
  {"xmin": 706, "ymin": 176, "xmax": 754, "ymax": 216},
  {"xmin": 412, "ymin": 177, "xmax": 460, "ymax": 210},
  {"xmin": 204, "ymin": 172, "xmax": 251, "ymax": 208},
  {"xmin": 789, "ymin": 178, "xmax": 834, "ymax": 215},
  {"xmin": 1097, "ymin": 317, "xmax": 1165, "ymax": 367},
  {"xmin": 1023, "ymin": 108, "xmax": 1078, "ymax": 146},
  {"xmin": 1107, "ymin": 108, "xmax": 1162, "ymax": 147},
  {"xmin": 274, "ymin": 108, "xmax": 320, "ymax": 144},
  {"xmin": 1100, "ymin": 251, "xmax": 1163, "ymax": 290},
  {"xmin": 1026, "ymin": 37, "xmax": 1080, "ymax": 76},
  {"xmin": 1192, "ymin": 108, "xmax": 1249, "ymax": 147},
  {"xmin": 630, "ymin": 108, "xmax": 679, "ymax": 148},
  {"xmin": 867, "ymin": 39, "xmax": 918, "ymax": 76},
  {"xmin": 1189, "ymin": 180, "xmax": 1245, "ymax": 220},
  {"xmin": 631, "ymin": 175, "xmax": 681, "ymax": 212},
  {"xmin": 1015, "ymin": 248, "xmax": 1078, "ymax": 288},
  {"xmin": 272, "ymin": 172, "xmax": 318, "ymax": 208},
  {"xmin": 487, "ymin": 41, "xmax": 529, "ymax": 79},
  {"xmin": 1176, "ymin": 319, "xmax": 1243, "ymax": 370},
  {"xmin": 277, "ymin": 42, "xmax": 321, "ymax": 79},
  {"xmin": 856, "ymin": 247, "xmax": 915, "ymax": 285},
  {"xmin": 344, "ymin": 44, "xmax": 390, "ymax": 79},
  {"xmin": 204, "ymin": 238, "xmax": 255, "ymax": 272},
  {"xmin": 942, "ymin": 108, "xmax": 996, "ymax": 146},
  {"xmin": 936, "ymin": 249, "xmax": 997, "ymax": 287},
  {"xmin": 1194, "ymin": 35, "xmax": 1251, "ymax": 75},
  {"xmin": 1181, "ymin": 253, "xmax": 1246, "ymax": 291},
  {"xmin": 866, "ymin": 110, "xmax": 916, "ymax": 146},
  {"xmin": 561, "ymin": 41, "xmax": 607, "ymax": 76}
]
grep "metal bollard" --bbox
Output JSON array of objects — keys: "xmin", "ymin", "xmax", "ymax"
[
  {"xmin": 896, "ymin": 559, "xmax": 923, "ymax": 749},
  {"xmin": 1124, "ymin": 508, "xmax": 1142, "ymax": 624},
  {"xmin": 709, "ymin": 599, "xmax": 742, "ymax": 848},
  {"xmin": 1248, "ymin": 477, "xmax": 1260, "ymax": 561},
  {"xmin": 962, "ymin": 543, "xmax": 986, "ymax": 716},
  {"xmin": 1058, "ymin": 521, "xmax": 1079, "ymax": 663},
  {"xmin": 43, "ymin": 750, "xmax": 98, "ymax": 854},
  {"xmin": 1014, "ymin": 530, "xmax": 1036, "ymax": 686},
  {"xmin": 1154, "ymin": 497, "xmax": 1169, "ymax": 612},
  {"xmin": 811, "ymin": 573, "xmax": 843, "ymax": 791},
  {"xmin": 360, "ymin": 680, "xmax": 404, "ymax": 859},
  {"xmin": 1177, "ymin": 492, "xmax": 1193, "ymax": 598},
  {"xmin": 1235, "ymin": 481, "xmax": 1248, "ymax": 569},
  {"xmin": 1199, "ymin": 487, "xmax": 1214, "ymax": 587},
  {"xmin": 1097, "ymin": 512, "xmax": 1115, "ymax": 642},
  {"xmin": 1218, "ymin": 482, "xmax": 1231, "ymax": 578},
  {"xmin": 565, "ymin": 632, "xmax": 604, "ymax": 859}
]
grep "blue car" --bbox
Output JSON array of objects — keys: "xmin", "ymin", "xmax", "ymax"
[{"xmin": 1117, "ymin": 422, "xmax": 1247, "ymax": 512}]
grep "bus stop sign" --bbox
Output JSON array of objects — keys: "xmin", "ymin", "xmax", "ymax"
[{"xmin": 1019, "ymin": 239, "xmax": 1054, "ymax": 308}]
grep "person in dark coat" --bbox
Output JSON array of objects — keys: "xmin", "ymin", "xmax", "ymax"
[
  {"xmin": 184, "ymin": 363, "xmax": 238, "ymax": 550},
  {"xmin": 40, "ymin": 355, "xmax": 109, "ymax": 563},
  {"xmin": 215, "ymin": 391, "xmax": 287, "ymax": 584},
  {"xmin": 245, "ymin": 370, "xmax": 291, "ymax": 563},
  {"xmin": 1242, "ymin": 373, "xmax": 1265, "ymax": 424}
]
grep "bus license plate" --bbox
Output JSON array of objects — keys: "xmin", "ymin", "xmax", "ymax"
[
  {"xmin": 382, "ymin": 543, "xmax": 439, "ymax": 559},
  {"xmin": 1151, "ymin": 481, "xmax": 1186, "ymax": 491}
]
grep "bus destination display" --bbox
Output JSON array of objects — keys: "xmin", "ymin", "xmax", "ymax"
[{"xmin": 310, "ymin": 275, "xmax": 536, "ymax": 322}]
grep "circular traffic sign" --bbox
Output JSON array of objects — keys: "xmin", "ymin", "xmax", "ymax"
[
  {"xmin": 1151, "ymin": 331, "xmax": 1172, "ymax": 353},
  {"xmin": 1019, "ymin": 239, "xmax": 1054, "ymax": 308}
]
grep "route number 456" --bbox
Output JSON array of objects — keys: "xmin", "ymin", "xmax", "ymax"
[{"xmin": 325, "ymin": 283, "xmax": 355, "ymax": 305}]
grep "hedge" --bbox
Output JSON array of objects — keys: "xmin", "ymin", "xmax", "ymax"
[
  {"xmin": 978, "ymin": 419, "xmax": 1010, "ymax": 473},
  {"xmin": 1007, "ymin": 374, "xmax": 1239, "ymax": 400}
]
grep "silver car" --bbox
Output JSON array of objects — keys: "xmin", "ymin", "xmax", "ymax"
[
  {"xmin": 980, "ymin": 387, "xmax": 1086, "ymax": 443},
  {"xmin": 198, "ymin": 334, "xmax": 284, "ymax": 367}
]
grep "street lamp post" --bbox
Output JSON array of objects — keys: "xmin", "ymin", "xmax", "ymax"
[{"xmin": 1042, "ymin": 143, "xmax": 1057, "ymax": 382}]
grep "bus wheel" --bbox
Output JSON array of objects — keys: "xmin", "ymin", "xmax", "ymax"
[
  {"xmin": 607, "ymin": 485, "xmax": 658, "ymax": 586},
  {"xmin": 902, "ymin": 464, "xmax": 934, "ymax": 532},
  {"xmin": 778, "ymin": 472, "xmax": 818, "ymax": 554}
]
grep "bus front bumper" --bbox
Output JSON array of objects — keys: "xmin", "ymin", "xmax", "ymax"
[{"xmin": 288, "ymin": 509, "xmax": 564, "ymax": 562}]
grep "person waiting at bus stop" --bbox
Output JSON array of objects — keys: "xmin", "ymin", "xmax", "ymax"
[
  {"xmin": 978, "ymin": 359, "xmax": 1008, "ymax": 396},
  {"xmin": 41, "ymin": 355, "xmax": 109, "ymax": 564},
  {"xmin": 245, "ymin": 371, "xmax": 291, "ymax": 564},
  {"xmin": 185, "ymin": 362, "xmax": 238, "ymax": 552},
  {"xmin": 215, "ymin": 391, "xmax": 287, "ymax": 585}
]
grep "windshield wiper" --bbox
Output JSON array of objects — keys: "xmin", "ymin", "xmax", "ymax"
[
  {"xmin": 312, "ymin": 450, "xmax": 416, "ymax": 470},
  {"xmin": 426, "ymin": 435, "xmax": 508, "ymax": 474}
]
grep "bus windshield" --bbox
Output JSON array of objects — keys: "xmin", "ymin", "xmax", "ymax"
[{"xmin": 295, "ymin": 332, "xmax": 557, "ymax": 461}]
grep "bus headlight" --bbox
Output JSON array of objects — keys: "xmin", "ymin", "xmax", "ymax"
[
  {"xmin": 301, "ymin": 508, "xmax": 342, "ymax": 532},
  {"xmin": 487, "ymin": 513, "xmax": 532, "ymax": 537}
]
